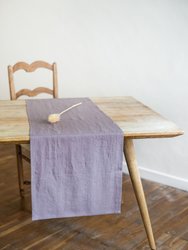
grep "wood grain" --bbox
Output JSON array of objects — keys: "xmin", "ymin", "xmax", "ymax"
[
  {"xmin": 92, "ymin": 97, "xmax": 183, "ymax": 139},
  {"xmin": 1, "ymin": 144, "xmax": 188, "ymax": 250},
  {"xmin": 0, "ymin": 97, "xmax": 183, "ymax": 143}
]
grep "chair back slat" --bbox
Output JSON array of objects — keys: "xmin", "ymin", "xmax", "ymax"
[
  {"xmin": 13, "ymin": 61, "xmax": 53, "ymax": 73},
  {"xmin": 16, "ymin": 87, "xmax": 54, "ymax": 99}
]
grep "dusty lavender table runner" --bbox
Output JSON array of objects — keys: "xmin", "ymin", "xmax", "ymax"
[{"xmin": 26, "ymin": 98, "xmax": 123, "ymax": 220}]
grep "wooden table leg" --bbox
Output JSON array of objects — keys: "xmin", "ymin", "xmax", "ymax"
[{"xmin": 124, "ymin": 138, "xmax": 156, "ymax": 250}]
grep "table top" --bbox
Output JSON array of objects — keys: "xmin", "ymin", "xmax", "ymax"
[{"xmin": 0, "ymin": 97, "xmax": 183, "ymax": 143}]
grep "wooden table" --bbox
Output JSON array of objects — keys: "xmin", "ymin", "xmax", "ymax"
[{"xmin": 0, "ymin": 97, "xmax": 183, "ymax": 250}]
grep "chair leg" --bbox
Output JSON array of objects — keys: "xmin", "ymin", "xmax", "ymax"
[
  {"xmin": 124, "ymin": 138, "xmax": 156, "ymax": 250},
  {"xmin": 15, "ymin": 145, "xmax": 24, "ymax": 198}
]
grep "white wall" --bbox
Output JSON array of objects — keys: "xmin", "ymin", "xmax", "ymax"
[{"xmin": 0, "ymin": 0, "xmax": 188, "ymax": 190}]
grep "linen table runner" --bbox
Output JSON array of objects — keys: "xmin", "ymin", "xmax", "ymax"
[{"xmin": 26, "ymin": 98, "xmax": 123, "ymax": 220}]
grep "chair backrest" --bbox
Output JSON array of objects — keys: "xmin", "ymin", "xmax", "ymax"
[{"xmin": 8, "ymin": 60, "xmax": 58, "ymax": 100}]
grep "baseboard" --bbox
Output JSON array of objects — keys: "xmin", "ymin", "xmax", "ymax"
[{"xmin": 123, "ymin": 164, "xmax": 188, "ymax": 192}]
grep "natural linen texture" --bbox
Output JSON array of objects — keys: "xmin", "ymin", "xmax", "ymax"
[{"xmin": 26, "ymin": 98, "xmax": 123, "ymax": 220}]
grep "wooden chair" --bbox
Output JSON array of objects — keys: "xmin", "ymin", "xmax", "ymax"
[{"xmin": 8, "ymin": 61, "xmax": 58, "ymax": 197}]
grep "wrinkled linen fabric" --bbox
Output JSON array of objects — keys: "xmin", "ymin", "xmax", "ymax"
[{"xmin": 26, "ymin": 98, "xmax": 123, "ymax": 220}]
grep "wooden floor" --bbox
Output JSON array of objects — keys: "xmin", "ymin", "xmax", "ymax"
[{"xmin": 0, "ymin": 145, "xmax": 188, "ymax": 250}]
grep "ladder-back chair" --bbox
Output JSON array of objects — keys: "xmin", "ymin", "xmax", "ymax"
[{"xmin": 8, "ymin": 60, "xmax": 58, "ymax": 197}]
